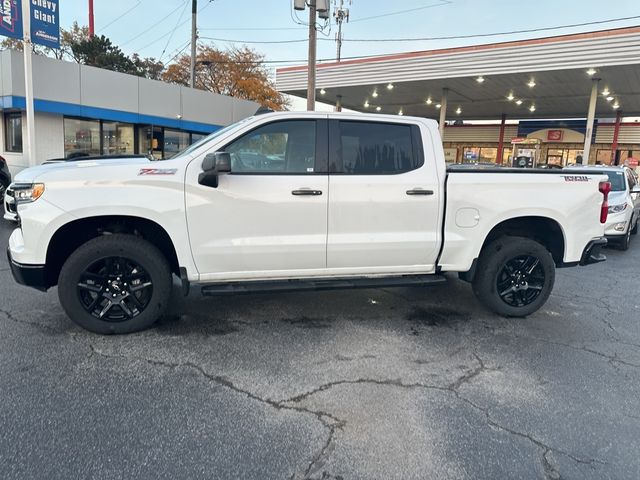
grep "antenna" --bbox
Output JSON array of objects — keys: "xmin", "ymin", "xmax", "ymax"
[{"xmin": 334, "ymin": 0, "xmax": 351, "ymax": 62}]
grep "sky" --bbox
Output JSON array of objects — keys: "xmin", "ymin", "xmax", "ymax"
[
  {"xmin": 60, "ymin": 0, "xmax": 640, "ymax": 68},
  {"xmin": 57, "ymin": 0, "xmax": 640, "ymax": 110}
]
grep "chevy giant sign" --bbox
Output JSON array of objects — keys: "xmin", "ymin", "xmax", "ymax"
[
  {"xmin": 0, "ymin": 0, "xmax": 59, "ymax": 48},
  {"xmin": 31, "ymin": 0, "xmax": 59, "ymax": 49}
]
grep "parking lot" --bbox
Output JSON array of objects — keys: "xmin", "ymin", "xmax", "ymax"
[{"xmin": 1, "ymin": 218, "xmax": 639, "ymax": 480}]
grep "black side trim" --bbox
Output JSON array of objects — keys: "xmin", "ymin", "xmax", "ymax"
[
  {"xmin": 201, "ymin": 274, "xmax": 447, "ymax": 296},
  {"xmin": 579, "ymin": 238, "xmax": 607, "ymax": 266},
  {"xmin": 7, "ymin": 248, "xmax": 48, "ymax": 292}
]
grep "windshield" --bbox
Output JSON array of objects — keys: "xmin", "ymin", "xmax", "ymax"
[
  {"xmin": 170, "ymin": 117, "xmax": 255, "ymax": 159},
  {"xmin": 606, "ymin": 171, "xmax": 627, "ymax": 192}
]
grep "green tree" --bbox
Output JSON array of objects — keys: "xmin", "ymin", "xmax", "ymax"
[
  {"xmin": 131, "ymin": 54, "xmax": 165, "ymax": 80},
  {"xmin": 70, "ymin": 35, "xmax": 137, "ymax": 74}
]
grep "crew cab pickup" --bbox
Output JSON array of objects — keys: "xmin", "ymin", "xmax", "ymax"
[{"xmin": 7, "ymin": 112, "xmax": 610, "ymax": 334}]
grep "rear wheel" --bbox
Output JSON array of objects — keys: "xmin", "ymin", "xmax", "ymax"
[
  {"xmin": 58, "ymin": 234, "xmax": 172, "ymax": 334},
  {"xmin": 472, "ymin": 236, "xmax": 555, "ymax": 317}
]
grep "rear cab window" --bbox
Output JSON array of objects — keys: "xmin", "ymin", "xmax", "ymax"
[{"xmin": 330, "ymin": 120, "xmax": 424, "ymax": 174}]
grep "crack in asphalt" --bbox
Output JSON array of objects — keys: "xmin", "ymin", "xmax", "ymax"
[
  {"xmin": 79, "ymin": 341, "xmax": 345, "ymax": 480},
  {"xmin": 281, "ymin": 365, "xmax": 606, "ymax": 478},
  {"xmin": 521, "ymin": 335, "xmax": 640, "ymax": 369},
  {"xmin": 0, "ymin": 308, "xmax": 61, "ymax": 334}
]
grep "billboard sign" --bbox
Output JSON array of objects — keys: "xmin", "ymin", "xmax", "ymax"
[
  {"xmin": 0, "ymin": 0, "xmax": 60, "ymax": 49},
  {"xmin": 30, "ymin": 0, "xmax": 59, "ymax": 49},
  {"xmin": 0, "ymin": 0, "xmax": 23, "ymax": 40}
]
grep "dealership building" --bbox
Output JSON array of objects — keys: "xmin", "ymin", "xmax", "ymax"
[
  {"xmin": 0, "ymin": 50, "xmax": 259, "ymax": 175},
  {"xmin": 277, "ymin": 26, "xmax": 640, "ymax": 168}
]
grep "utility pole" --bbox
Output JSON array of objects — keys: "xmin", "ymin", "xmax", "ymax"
[
  {"xmin": 294, "ymin": 0, "xmax": 329, "ymax": 111},
  {"xmin": 88, "ymin": 0, "xmax": 95, "ymax": 37},
  {"xmin": 334, "ymin": 0, "xmax": 350, "ymax": 61},
  {"xmin": 307, "ymin": 1, "xmax": 317, "ymax": 111},
  {"xmin": 190, "ymin": 0, "xmax": 197, "ymax": 88}
]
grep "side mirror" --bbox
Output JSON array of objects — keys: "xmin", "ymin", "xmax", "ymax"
[
  {"xmin": 631, "ymin": 185, "xmax": 640, "ymax": 194},
  {"xmin": 199, "ymin": 152, "xmax": 231, "ymax": 188}
]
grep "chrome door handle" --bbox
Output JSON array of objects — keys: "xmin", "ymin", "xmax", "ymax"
[
  {"xmin": 406, "ymin": 189, "xmax": 434, "ymax": 196},
  {"xmin": 292, "ymin": 189, "xmax": 323, "ymax": 196}
]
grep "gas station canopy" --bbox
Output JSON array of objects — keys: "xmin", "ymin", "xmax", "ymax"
[{"xmin": 276, "ymin": 27, "xmax": 640, "ymax": 120}]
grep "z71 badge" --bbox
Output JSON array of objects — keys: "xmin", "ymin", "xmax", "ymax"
[
  {"xmin": 138, "ymin": 168, "xmax": 178, "ymax": 176},
  {"xmin": 562, "ymin": 175, "xmax": 589, "ymax": 182}
]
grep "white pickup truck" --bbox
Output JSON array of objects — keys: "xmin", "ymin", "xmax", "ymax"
[{"xmin": 7, "ymin": 112, "xmax": 611, "ymax": 334}]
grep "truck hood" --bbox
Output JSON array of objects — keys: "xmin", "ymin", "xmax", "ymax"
[{"xmin": 13, "ymin": 157, "xmax": 152, "ymax": 183}]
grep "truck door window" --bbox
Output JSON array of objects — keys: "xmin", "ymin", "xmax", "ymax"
[
  {"xmin": 336, "ymin": 121, "xmax": 422, "ymax": 174},
  {"xmin": 225, "ymin": 120, "xmax": 317, "ymax": 174}
]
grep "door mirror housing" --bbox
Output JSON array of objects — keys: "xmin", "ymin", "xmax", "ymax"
[
  {"xmin": 631, "ymin": 185, "xmax": 640, "ymax": 194},
  {"xmin": 199, "ymin": 152, "xmax": 231, "ymax": 187}
]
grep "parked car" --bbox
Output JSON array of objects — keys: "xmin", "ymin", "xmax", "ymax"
[
  {"xmin": 569, "ymin": 165, "xmax": 640, "ymax": 250},
  {"xmin": 44, "ymin": 154, "xmax": 151, "ymax": 164},
  {"xmin": 0, "ymin": 155, "xmax": 10, "ymax": 201},
  {"xmin": 7, "ymin": 112, "xmax": 611, "ymax": 334}
]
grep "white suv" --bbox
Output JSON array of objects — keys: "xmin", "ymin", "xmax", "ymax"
[{"xmin": 600, "ymin": 167, "xmax": 640, "ymax": 250}]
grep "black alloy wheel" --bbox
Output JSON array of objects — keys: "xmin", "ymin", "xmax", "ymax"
[
  {"xmin": 472, "ymin": 236, "xmax": 555, "ymax": 317},
  {"xmin": 58, "ymin": 234, "xmax": 172, "ymax": 334},
  {"xmin": 496, "ymin": 255, "xmax": 545, "ymax": 307},
  {"xmin": 77, "ymin": 256, "xmax": 153, "ymax": 322}
]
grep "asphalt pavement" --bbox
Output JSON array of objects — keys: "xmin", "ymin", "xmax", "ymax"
[{"xmin": 1, "ymin": 218, "xmax": 639, "ymax": 479}]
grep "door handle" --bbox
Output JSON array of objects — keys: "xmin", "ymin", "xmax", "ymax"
[
  {"xmin": 406, "ymin": 189, "xmax": 434, "ymax": 196},
  {"xmin": 292, "ymin": 189, "xmax": 323, "ymax": 196}
]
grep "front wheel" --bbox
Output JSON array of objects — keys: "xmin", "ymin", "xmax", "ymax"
[
  {"xmin": 58, "ymin": 234, "xmax": 172, "ymax": 334},
  {"xmin": 472, "ymin": 236, "xmax": 555, "ymax": 317},
  {"xmin": 618, "ymin": 224, "xmax": 632, "ymax": 251}
]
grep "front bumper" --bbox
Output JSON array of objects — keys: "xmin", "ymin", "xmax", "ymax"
[
  {"xmin": 6, "ymin": 248, "xmax": 48, "ymax": 291},
  {"xmin": 579, "ymin": 238, "xmax": 607, "ymax": 266}
]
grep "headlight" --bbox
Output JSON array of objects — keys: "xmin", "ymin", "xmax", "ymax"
[
  {"xmin": 12, "ymin": 183, "xmax": 45, "ymax": 204},
  {"xmin": 608, "ymin": 203, "xmax": 628, "ymax": 214}
]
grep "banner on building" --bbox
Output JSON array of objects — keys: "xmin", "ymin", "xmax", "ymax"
[
  {"xmin": 30, "ymin": 0, "xmax": 59, "ymax": 49},
  {"xmin": 0, "ymin": 0, "xmax": 60, "ymax": 49},
  {"xmin": 0, "ymin": 0, "xmax": 23, "ymax": 41}
]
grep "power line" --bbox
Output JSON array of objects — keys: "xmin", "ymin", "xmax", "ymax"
[
  {"xmin": 342, "ymin": 15, "xmax": 640, "ymax": 42},
  {"xmin": 159, "ymin": 0, "xmax": 191, "ymax": 61},
  {"xmin": 348, "ymin": 0, "xmax": 452, "ymax": 23},
  {"xmin": 197, "ymin": 15, "xmax": 640, "ymax": 45},
  {"xmin": 98, "ymin": 1, "xmax": 143, "ymax": 33},
  {"xmin": 121, "ymin": 1, "xmax": 189, "ymax": 47},
  {"xmin": 133, "ymin": 0, "xmax": 216, "ymax": 53}
]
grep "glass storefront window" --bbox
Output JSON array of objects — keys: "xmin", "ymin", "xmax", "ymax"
[
  {"xmin": 102, "ymin": 122, "xmax": 134, "ymax": 156},
  {"xmin": 64, "ymin": 118, "xmax": 100, "ymax": 158},
  {"xmin": 596, "ymin": 149, "xmax": 613, "ymax": 165},
  {"xmin": 479, "ymin": 148, "xmax": 497, "ymax": 163},
  {"xmin": 462, "ymin": 147, "xmax": 480, "ymax": 163},
  {"xmin": 164, "ymin": 129, "xmax": 191, "ymax": 159},
  {"xmin": 191, "ymin": 133, "xmax": 206, "ymax": 144},
  {"xmin": 546, "ymin": 149, "xmax": 565, "ymax": 166},
  {"xmin": 138, "ymin": 126, "xmax": 164, "ymax": 159},
  {"xmin": 4, "ymin": 112, "xmax": 23, "ymax": 152},
  {"xmin": 502, "ymin": 148, "xmax": 512, "ymax": 165},
  {"xmin": 567, "ymin": 150, "xmax": 584, "ymax": 165}
]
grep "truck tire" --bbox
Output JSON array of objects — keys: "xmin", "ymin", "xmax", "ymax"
[
  {"xmin": 472, "ymin": 236, "xmax": 555, "ymax": 318},
  {"xmin": 58, "ymin": 234, "xmax": 172, "ymax": 334}
]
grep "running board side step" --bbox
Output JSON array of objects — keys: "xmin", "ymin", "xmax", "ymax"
[{"xmin": 201, "ymin": 274, "xmax": 447, "ymax": 296}]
